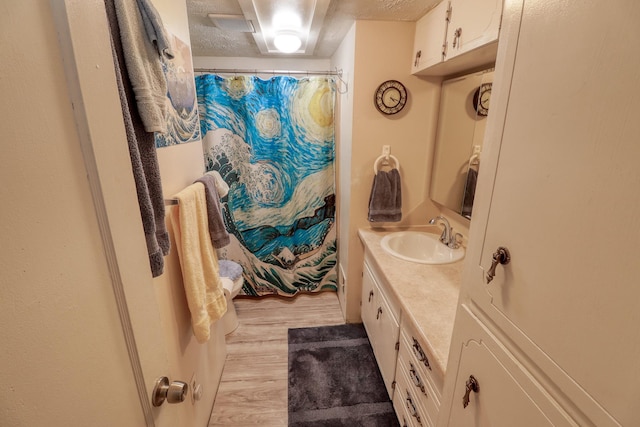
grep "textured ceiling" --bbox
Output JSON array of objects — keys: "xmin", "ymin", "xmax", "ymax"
[{"xmin": 187, "ymin": 0, "xmax": 438, "ymax": 58}]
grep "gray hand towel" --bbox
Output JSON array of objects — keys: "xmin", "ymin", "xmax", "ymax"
[
  {"xmin": 195, "ymin": 175, "xmax": 230, "ymax": 249},
  {"xmin": 367, "ymin": 169, "xmax": 402, "ymax": 222}
]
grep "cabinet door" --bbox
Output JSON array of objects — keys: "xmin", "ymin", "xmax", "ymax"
[
  {"xmin": 375, "ymin": 284, "xmax": 401, "ymax": 397},
  {"xmin": 447, "ymin": 307, "xmax": 576, "ymax": 426},
  {"xmin": 449, "ymin": 338, "xmax": 559, "ymax": 426},
  {"xmin": 446, "ymin": 0, "xmax": 501, "ymax": 60},
  {"xmin": 466, "ymin": 1, "xmax": 640, "ymax": 425},
  {"xmin": 362, "ymin": 261, "xmax": 401, "ymax": 397},
  {"xmin": 361, "ymin": 262, "xmax": 377, "ymax": 337},
  {"xmin": 412, "ymin": 1, "xmax": 449, "ymax": 73}
]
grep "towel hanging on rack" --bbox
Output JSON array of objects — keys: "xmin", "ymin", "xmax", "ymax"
[
  {"xmin": 170, "ymin": 183, "xmax": 227, "ymax": 343},
  {"xmin": 368, "ymin": 168, "xmax": 402, "ymax": 222}
]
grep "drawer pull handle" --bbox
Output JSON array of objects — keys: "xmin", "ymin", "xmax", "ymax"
[
  {"xmin": 406, "ymin": 392, "xmax": 422, "ymax": 425},
  {"xmin": 462, "ymin": 375, "xmax": 480, "ymax": 408},
  {"xmin": 368, "ymin": 290, "xmax": 374, "ymax": 302},
  {"xmin": 412, "ymin": 337, "xmax": 431, "ymax": 371},
  {"xmin": 486, "ymin": 246, "xmax": 511, "ymax": 284},
  {"xmin": 409, "ymin": 362, "xmax": 427, "ymax": 396},
  {"xmin": 376, "ymin": 307, "xmax": 383, "ymax": 320}
]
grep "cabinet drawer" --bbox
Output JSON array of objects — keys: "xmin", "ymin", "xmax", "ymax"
[
  {"xmin": 392, "ymin": 382, "xmax": 417, "ymax": 427},
  {"xmin": 399, "ymin": 320, "xmax": 443, "ymax": 401},
  {"xmin": 397, "ymin": 342, "xmax": 440, "ymax": 423},
  {"xmin": 395, "ymin": 358, "xmax": 434, "ymax": 427}
]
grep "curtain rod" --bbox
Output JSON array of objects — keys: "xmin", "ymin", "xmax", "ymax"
[{"xmin": 194, "ymin": 67, "xmax": 343, "ymax": 77}]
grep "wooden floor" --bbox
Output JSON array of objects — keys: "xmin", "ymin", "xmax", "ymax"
[{"xmin": 208, "ymin": 291, "xmax": 345, "ymax": 426}]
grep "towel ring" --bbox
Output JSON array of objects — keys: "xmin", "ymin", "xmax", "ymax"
[
  {"xmin": 468, "ymin": 153, "xmax": 480, "ymax": 167},
  {"xmin": 373, "ymin": 154, "xmax": 400, "ymax": 174}
]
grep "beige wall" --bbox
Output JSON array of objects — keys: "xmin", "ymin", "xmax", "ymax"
[
  {"xmin": 335, "ymin": 20, "xmax": 443, "ymax": 321},
  {"xmin": 151, "ymin": 1, "xmax": 226, "ymax": 426}
]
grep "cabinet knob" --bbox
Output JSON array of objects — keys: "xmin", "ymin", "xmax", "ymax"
[
  {"xmin": 409, "ymin": 362, "xmax": 427, "ymax": 396},
  {"xmin": 376, "ymin": 306, "xmax": 383, "ymax": 320},
  {"xmin": 414, "ymin": 50, "xmax": 422, "ymax": 67},
  {"xmin": 412, "ymin": 337, "xmax": 431, "ymax": 371},
  {"xmin": 486, "ymin": 246, "xmax": 511, "ymax": 284},
  {"xmin": 462, "ymin": 375, "xmax": 480, "ymax": 408},
  {"xmin": 368, "ymin": 290, "xmax": 374, "ymax": 302},
  {"xmin": 406, "ymin": 392, "xmax": 422, "ymax": 425},
  {"xmin": 453, "ymin": 27, "xmax": 462, "ymax": 48}
]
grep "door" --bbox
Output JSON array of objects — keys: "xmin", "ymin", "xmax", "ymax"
[
  {"xmin": 466, "ymin": 1, "xmax": 640, "ymax": 425},
  {"xmin": 52, "ymin": 1, "xmax": 183, "ymax": 426}
]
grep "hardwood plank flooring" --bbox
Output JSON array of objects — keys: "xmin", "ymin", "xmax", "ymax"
[{"xmin": 208, "ymin": 291, "xmax": 345, "ymax": 426}]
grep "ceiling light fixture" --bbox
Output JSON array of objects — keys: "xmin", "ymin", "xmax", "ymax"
[{"xmin": 273, "ymin": 31, "xmax": 302, "ymax": 53}]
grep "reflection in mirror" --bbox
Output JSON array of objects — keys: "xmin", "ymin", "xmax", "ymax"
[{"xmin": 430, "ymin": 68, "xmax": 494, "ymax": 219}]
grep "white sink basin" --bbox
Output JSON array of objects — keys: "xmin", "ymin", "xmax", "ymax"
[{"xmin": 380, "ymin": 231, "xmax": 465, "ymax": 265}]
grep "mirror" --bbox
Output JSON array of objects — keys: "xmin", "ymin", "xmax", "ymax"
[{"xmin": 430, "ymin": 69, "xmax": 494, "ymax": 219}]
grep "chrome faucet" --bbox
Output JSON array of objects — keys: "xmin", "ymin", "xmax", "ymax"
[{"xmin": 429, "ymin": 216, "xmax": 462, "ymax": 249}]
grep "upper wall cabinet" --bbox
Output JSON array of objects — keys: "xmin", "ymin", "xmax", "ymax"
[
  {"xmin": 411, "ymin": 1, "xmax": 450, "ymax": 74},
  {"xmin": 411, "ymin": 0, "xmax": 503, "ymax": 76}
]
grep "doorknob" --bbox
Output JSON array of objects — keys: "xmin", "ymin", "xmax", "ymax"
[
  {"xmin": 152, "ymin": 376, "xmax": 188, "ymax": 407},
  {"xmin": 486, "ymin": 247, "xmax": 511, "ymax": 284}
]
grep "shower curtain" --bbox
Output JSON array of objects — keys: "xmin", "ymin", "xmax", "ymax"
[{"xmin": 195, "ymin": 74, "xmax": 337, "ymax": 296}]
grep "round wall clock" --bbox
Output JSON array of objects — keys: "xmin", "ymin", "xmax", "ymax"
[
  {"xmin": 374, "ymin": 80, "xmax": 408, "ymax": 115},
  {"xmin": 472, "ymin": 82, "xmax": 492, "ymax": 116}
]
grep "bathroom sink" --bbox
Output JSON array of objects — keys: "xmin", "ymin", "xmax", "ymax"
[{"xmin": 380, "ymin": 231, "xmax": 465, "ymax": 265}]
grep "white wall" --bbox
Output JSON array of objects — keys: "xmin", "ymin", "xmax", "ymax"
[{"xmin": 331, "ymin": 23, "xmax": 357, "ymax": 318}]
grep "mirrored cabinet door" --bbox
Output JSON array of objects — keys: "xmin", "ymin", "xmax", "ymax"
[{"xmin": 430, "ymin": 68, "xmax": 493, "ymax": 219}]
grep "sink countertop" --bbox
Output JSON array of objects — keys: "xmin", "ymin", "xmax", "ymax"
[{"xmin": 358, "ymin": 227, "xmax": 463, "ymax": 376}]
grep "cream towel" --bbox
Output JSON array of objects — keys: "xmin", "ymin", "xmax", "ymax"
[{"xmin": 170, "ymin": 183, "xmax": 227, "ymax": 343}]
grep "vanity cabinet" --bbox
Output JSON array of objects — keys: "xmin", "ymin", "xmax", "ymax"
[
  {"xmin": 361, "ymin": 258, "xmax": 401, "ymax": 398},
  {"xmin": 441, "ymin": 0, "xmax": 639, "ymax": 425},
  {"xmin": 411, "ymin": 0, "xmax": 502, "ymax": 76},
  {"xmin": 393, "ymin": 318, "xmax": 444, "ymax": 427}
]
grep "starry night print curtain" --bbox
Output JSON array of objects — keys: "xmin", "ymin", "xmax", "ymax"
[{"xmin": 195, "ymin": 75, "xmax": 337, "ymax": 296}]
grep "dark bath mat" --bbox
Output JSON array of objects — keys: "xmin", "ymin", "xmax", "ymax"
[{"xmin": 288, "ymin": 323, "xmax": 400, "ymax": 427}]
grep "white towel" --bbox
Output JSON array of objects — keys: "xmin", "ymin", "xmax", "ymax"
[
  {"xmin": 114, "ymin": 0, "xmax": 169, "ymax": 133},
  {"xmin": 205, "ymin": 170, "xmax": 230, "ymax": 197},
  {"xmin": 170, "ymin": 183, "xmax": 227, "ymax": 343}
]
